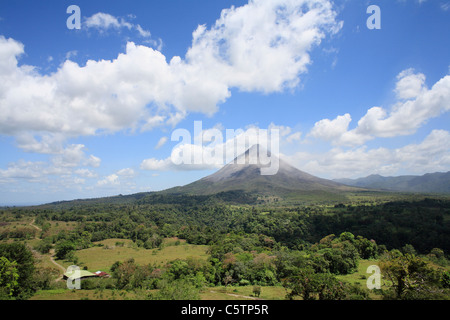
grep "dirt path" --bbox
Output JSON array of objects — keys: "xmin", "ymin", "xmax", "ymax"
[
  {"xmin": 48, "ymin": 249, "xmax": 66, "ymax": 281},
  {"xmin": 29, "ymin": 218, "xmax": 66, "ymax": 281},
  {"xmin": 29, "ymin": 218, "xmax": 42, "ymax": 238}
]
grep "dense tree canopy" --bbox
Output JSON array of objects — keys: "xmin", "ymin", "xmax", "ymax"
[{"xmin": 1, "ymin": 196, "xmax": 449, "ymax": 300}]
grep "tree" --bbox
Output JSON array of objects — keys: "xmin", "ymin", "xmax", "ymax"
[
  {"xmin": 0, "ymin": 257, "xmax": 19, "ymax": 297},
  {"xmin": 32, "ymin": 267, "xmax": 59, "ymax": 291},
  {"xmin": 283, "ymin": 268, "xmax": 320, "ymax": 300},
  {"xmin": 283, "ymin": 268, "xmax": 367, "ymax": 300},
  {"xmin": 55, "ymin": 240, "xmax": 76, "ymax": 260},
  {"xmin": 77, "ymin": 231, "xmax": 92, "ymax": 249},
  {"xmin": 380, "ymin": 251, "xmax": 441, "ymax": 299},
  {"xmin": 34, "ymin": 238, "xmax": 53, "ymax": 254},
  {"xmin": 253, "ymin": 285, "xmax": 261, "ymax": 297},
  {"xmin": 355, "ymin": 236, "xmax": 378, "ymax": 259},
  {"xmin": 0, "ymin": 242, "xmax": 35, "ymax": 299},
  {"xmin": 112, "ymin": 258, "xmax": 137, "ymax": 290},
  {"xmin": 223, "ymin": 272, "xmax": 234, "ymax": 289},
  {"xmin": 320, "ymin": 243, "xmax": 359, "ymax": 275}
]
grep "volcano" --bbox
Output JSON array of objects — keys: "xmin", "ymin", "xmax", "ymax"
[{"xmin": 164, "ymin": 144, "xmax": 357, "ymax": 198}]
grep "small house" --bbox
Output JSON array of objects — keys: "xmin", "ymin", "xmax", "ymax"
[{"xmin": 95, "ymin": 271, "xmax": 111, "ymax": 278}]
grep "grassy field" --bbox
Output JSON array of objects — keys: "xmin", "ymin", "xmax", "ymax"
[
  {"xmin": 30, "ymin": 288, "xmax": 143, "ymax": 300},
  {"xmin": 31, "ymin": 286, "xmax": 288, "ymax": 300},
  {"xmin": 336, "ymin": 259, "xmax": 382, "ymax": 300},
  {"xmin": 200, "ymin": 286, "xmax": 288, "ymax": 300},
  {"xmin": 57, "ymin": 238, "xmax": 210, "ymax": 272}
]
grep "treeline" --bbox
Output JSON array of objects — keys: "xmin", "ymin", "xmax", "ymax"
[
  {"xmin": 2, "ymin": 196, "xmax": 450, "ymax": 300},
  {"xmin": 312, "ymin": 198, "xmax": 450, "ymax": 253},
  {"xmin": 4, "ymin": 198, "xmax": 450, "ymax": 254},
  {"xmin": 0, "ymin": 227, "xmax": 36, "ymax": 240}
]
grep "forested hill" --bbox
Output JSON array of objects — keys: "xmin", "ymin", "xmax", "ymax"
[
  {"xmin": 334, "ymin": 171, "xmax": 450, "ymax": 194},
  {"xmin": 14, "ymin": 196, "xmax": 450, "ymax": 255},
  {"xmin": 40, "ymin": 190, "xmax": 259, "ymax": 209}
]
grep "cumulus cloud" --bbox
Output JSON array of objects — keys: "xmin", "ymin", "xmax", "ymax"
[
  {"xmin": 309, "ymin": 69, "xmax": 450, "ymax": 146},
  {"xmin": 96, "ymin": 168, "xmax": 137, "ymax": 190},
  {"xmin": 395, "ymin": 68, "xmax": 427, "ymax": 100},
  {"xmin": 97, "ymin": 174, "xmax": 119, "ymax": 186},
  {"xmin": 0, "ymin": 143, "xmax": 101, "ymax": 186},
  {"xmin": 287, "ymin": 129, "xmax": 450, "ymax": 179},
  {"xmin": 309, "ymin": 113, "xmax": 351, "ymax": 141},
  {"xmin": 183, "ymin": 0, "xmax": 342, "ymax": 95},
  {"xmin": 84, "ymin": 12, "xmax": 151, "ymax": 38},
  {"xmin": 141, "ymin": 122, "xmax": 299, "ymax": 172},
  {"xmin": 0, "ymin": 0, "xmax": 342, "ymax": 155}
]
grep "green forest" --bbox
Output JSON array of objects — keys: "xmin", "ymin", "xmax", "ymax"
[{"xmin": 0, "ymin": 193, "xmax": 449, "ymax": 300}]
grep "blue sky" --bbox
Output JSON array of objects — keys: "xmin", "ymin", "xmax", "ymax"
[{"xmin": 0, "ymin": 0, "xmax": 449, "ymax": 205}]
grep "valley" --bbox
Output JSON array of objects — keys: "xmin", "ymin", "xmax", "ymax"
[{"xmin": 1, "ymin": 147, "xmax": 449, "ymax": 302}]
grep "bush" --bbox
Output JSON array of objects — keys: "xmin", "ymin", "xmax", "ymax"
[
  {"xmin": 239, "ymin": 279, "xmax": 250, "ymax": 286},
  {"xmin": 253, "ymin": 285, "xmax": 261, "ymax": 297},
  {"xmin": 32, "ymin": 267, "xmax": 58, "ymax": 291},
  {"xmin": 55, "ymin": 240, "xmax": 76, "ymax": 260},
  {"xmin": 152, "ymin": 279, "xmax": 200, "ymax": 300},
  {"xmin": 34, "ymin": 239, "xmax": 53, "ymax": 254}
]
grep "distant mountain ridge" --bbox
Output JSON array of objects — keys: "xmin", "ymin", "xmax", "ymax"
[{"xmin": 333, "ymin": 171, "xmax": 450, "ymax": 194}]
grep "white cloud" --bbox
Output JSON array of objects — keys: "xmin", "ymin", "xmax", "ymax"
[
  {"xmin": 15, "ymin": 132, "xmax": 66, "ymax": 154},
  {"xmin": 83, "ymin": 12, "xmax": 155, "ymax": 40},
  {"xmin": 74, "ymin": 168, "xmax": 97, "ymax": 178},
  {"xmin": 140, "ymin": 158, "xmax": 175, "ymax": 171},
  {"xmin": 155, "ymin": 136, "xmax": 168, "ymax": 149},
  {"xmin": 84, "ymin": 12, "xmax": 141, "ymax": 34},
  {"xmin": 309, "ymin": 69, "xmax": 450, "ymax": 146},
  {"xmin": 182, "ymin": 0, "xmax": 342, "ymax": 96},
  {"xmin": 65, "ymin": 50, "xmax": 78, "ymax": 60},
  {"xmin": 136, "ymin": 24, "xmax": 151, "ymax": 37},
  {"xmin": 96, "ymin": 168, "xmax": 137, "ymax": 189},
  {"xmin": 394, "ymin": 68, "xmax": 427, "ymax": 100},
  {"xmin": 116, "ymin": 168, "xmax": 136, "ymax": 178},
  {"xmin": 97, "ymin": 173, "xmax": 119, "ymax": 186},
  {"xmin": 0, "ymin": 142, "xmax": 101, "ymax": 186},
  {"xmin": 0, "ymin": 1, "xmax": 341, "ymax": 155},
  {"xmin": 309, "ymin": 113, "xmax": 351, "ymax": 141},
  {"xmin": 86, "ymin": 155, "xmax": 101, "ymax": 168},
  {"xmin": 141, "ymin": 122, "xmax": 300, "ymax": 172},
  {"xmin": 0, "ymin": 160, "xmax": 48, "ymax": 182},
  {"xmin": 286, "ymin": 131, "xmax": 302, "ymax": 143},
  {"xmin": 287, "ymin": 129, "xmax": 450, "ymax": 179}
]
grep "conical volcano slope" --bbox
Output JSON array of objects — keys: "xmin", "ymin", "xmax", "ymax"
[{"xmin": 165, "ymin": 145, "xmax": 356, "ymax": 197}]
